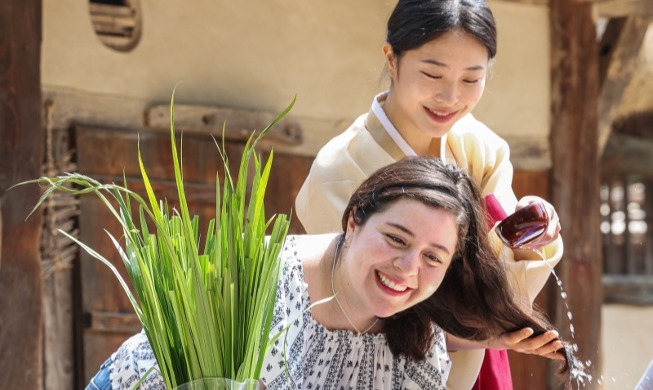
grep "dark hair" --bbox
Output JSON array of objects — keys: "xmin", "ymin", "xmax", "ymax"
[
  {"xmin": 386, "ymin": 0, "xmax": 497, "ymax": 60},
  {"xmin": 341, "ymin": 157, "xmax": 571, "ymax": 378}
]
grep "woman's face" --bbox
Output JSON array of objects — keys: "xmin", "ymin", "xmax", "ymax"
[
  {"xmin": 383, "ymin": 30, "xmax": 489, "ymax": 147},
  {"xmin": 342, "ymin": 198, "xmax": 459, "ymax": 319}
]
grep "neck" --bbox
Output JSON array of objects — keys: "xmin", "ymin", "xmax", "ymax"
[
  {"xmin": 382, "ymin": 91, "xmax": 439, "ymax": 157},
  {"xmin": 330, "ymin": 236, "xmax": 379, "ymax": 334}
]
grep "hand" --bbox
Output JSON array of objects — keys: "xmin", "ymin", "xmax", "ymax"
[
  {"xmin": 515, "ymin": 196, "xmax": 561, "ymax": 250},
  {"xmin": 491, "ymin": 327, "xmax": 566, "ymax": 361}
]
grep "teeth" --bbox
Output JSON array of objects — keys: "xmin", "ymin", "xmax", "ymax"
[
  {"xmin": 377, "ymin": 271, "xmax": 408, "ymax": 292},
  {"xmin": 428, "ymin": 108, "xmax": 451, "ymax": 117}
]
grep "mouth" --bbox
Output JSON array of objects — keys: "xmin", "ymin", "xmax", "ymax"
[
  {"xmin": 376, "ymin": 270, "xmax": 411, "ymax": 295},
  {"xmin": 424, "ymin": 106, "xmax": 457, "ymax": 123}
]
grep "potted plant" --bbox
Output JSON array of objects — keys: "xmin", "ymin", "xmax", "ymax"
[{"xmin": 23, "ymin": 90, "xmax": 295, "ymax": 389}]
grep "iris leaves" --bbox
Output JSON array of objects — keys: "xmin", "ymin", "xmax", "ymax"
[{"xmin": 24, "ymin": 91, "xmax": 294, "ymax": 389}]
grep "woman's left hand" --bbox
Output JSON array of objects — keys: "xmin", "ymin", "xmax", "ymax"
[
  {"xmin": 515, "ymin": 195, "xmax": 561, "ymax": 250},
  {"xmin": 491, "ymin": 327, "xmax": 566, "ymax": 361}
]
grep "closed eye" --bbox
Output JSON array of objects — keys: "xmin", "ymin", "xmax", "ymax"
[
  {"xmin": 385, "ymin": 234, "xmax": 406, "ymax": 246},
  {"xmin": 424, "ymin": 253, "xmax": 443, "ymax": 265},
  {"xmin": 421, "ymin": 71, "xmax": 441, "ymax": 80},
  {"xmin": 463, "ymin": 79, "xmax": 480, "ymax": 84}
]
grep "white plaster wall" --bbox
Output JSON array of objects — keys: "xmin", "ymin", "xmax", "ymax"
[
  {"xmin": 601, "ymin": 305, "xmax": 653, "ymax": 389},
  {"xmin": 42, "ymin": 0, "xmax": 551, "ymax": 163},
  {"xmin": 476, "ymin": 2, "xmax": 550, "ymax": 139}
]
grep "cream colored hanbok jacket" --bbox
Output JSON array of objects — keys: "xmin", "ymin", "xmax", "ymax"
[{"xmin": 295, "ymin": 92, "xmax": 563, "ymax": 390}]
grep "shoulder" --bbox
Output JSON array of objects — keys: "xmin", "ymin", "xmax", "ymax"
[
  {"xmin": 448, "ymin": 113, "xmax": 509, "ymax": 151},
  {"xmin": 308, "ymin": 114, "xmax": 371, "ymax": 178},
  {"xmin": 109, "ymin": 331, "xmax": 165, "ymax": 389},
  {"xmin": 401, "ymin": 325, "xmax": 451, "ymax": 389}
]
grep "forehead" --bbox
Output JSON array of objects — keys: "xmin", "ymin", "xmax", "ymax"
[
  {"xmin": 406, "ymin": 30, "xmax": 489, "ymax": 65},
  {"xmin": 370, "ymin": 198, "xmax": 460, "ymax": 247}
]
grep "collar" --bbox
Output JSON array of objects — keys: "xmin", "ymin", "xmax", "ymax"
[{"xmin": 367, "ymin": 91, "xmax": 447, "ymax": 161}]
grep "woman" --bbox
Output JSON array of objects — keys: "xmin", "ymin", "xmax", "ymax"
[
  {"xmin": 87, "ymin": 158, "xmax": 568, "ymax": 390},
  {"xmin": 294, "ymin": 0, "xmax": 564, "ymax": 388}
]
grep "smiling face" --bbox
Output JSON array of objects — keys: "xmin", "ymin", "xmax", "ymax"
[
  {"xmin": 382, "ymin": 30, "xmax": 490, "ymax": 153},
  {"xmin": 339, "ymin": 198, "xmax": 459, "ymax": 319}
]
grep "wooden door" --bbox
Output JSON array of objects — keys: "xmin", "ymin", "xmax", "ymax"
[{"xmin": 74, "ymin": 125, "xmax": 312, "ymax": 387}]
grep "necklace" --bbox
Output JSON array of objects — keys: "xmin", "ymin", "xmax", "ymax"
[{"xmin": 330, "ymin": 236, "xmax": 379, "ymax": 334}]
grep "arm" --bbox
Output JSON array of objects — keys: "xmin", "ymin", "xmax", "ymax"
[
  {"xmin": 446, "ymin": 330, "xmax": 566, "ymax": 361},
  {"xmin": 452, "ymin": 125, "xmax": 565, "ymax": 305}
]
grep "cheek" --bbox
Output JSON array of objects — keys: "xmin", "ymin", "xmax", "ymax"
[
  {"xmin": 465, "ymin": 83, "xmax": 486, "ymax": 105},
  {"xmin": 420, "ymin": 269, "xmax": 447, "ymax": 295}
]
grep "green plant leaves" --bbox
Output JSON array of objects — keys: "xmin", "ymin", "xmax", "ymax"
[{"xmin": 23, "ymin": 90, "xmax": 296, "ymax": 389}]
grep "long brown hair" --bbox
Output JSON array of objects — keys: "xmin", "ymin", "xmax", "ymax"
[{"xmin": 341, "ymin": 157, "xmax": 571, "ymax": 377}]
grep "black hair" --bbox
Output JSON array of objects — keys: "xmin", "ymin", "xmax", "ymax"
[{"xmin": 386, "ymin": 0, "xmax": 497, "ymax": 59}]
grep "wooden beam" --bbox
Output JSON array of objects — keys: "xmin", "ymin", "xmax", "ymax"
[
  {"xmin": 598, "ymin": 16, "xmax": 652, "ymax": 153},
  {"xmin": 550, "ymin": 0, "xmax": 603, "ymax": 387},
  {"xmin": 0, "ymin": 1, "xmax": 44, "ymax": 390},
  {"xmin": 602, "ymin": 133, "xmax": 653, "ymax": 177},
  {"xmin": 593, "ymin": 0, "xmax": 653, "ymax": 18},
  {"xmin": 145, "ymin": 103, "xmax": 304, "ymax": 149},
  {"xmin": 490, "ymin": 0, "xmax": 549, "ymax": 5}
]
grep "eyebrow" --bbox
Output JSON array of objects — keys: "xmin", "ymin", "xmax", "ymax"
[
  {"xmin": 386, "ymin": 222, "xmax": 452, "ymax": 255},
  {"xmin": 421, "ymin": 59, "xmax": 485, "ymax": 72}
]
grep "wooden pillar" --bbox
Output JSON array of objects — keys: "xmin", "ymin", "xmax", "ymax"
[
  {"xmin": 0, "ymin": 1, "xmax": 44, "ymax": 389},
  {"xmin": 549, "ymin": 0, "xmax": 603, "ymax": 387}
]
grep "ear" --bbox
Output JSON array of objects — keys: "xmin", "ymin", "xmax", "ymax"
[
  {"xmin": 345, "ymin": 209, "xmax": 357, "ymax": 236},
  {"xmin": 382, "ymin": 42, "xmax": 398, "ymax": 79}
]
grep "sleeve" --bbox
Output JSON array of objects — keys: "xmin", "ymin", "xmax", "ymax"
[
  {"xmin": 105, "ymin": 330, "xmax": 165, "ymax": 390},
  {"xmin": 501, "ymin": 235, "xmax": 564, "ymax": 307},
  {"xmin": 295, "ymin": 167, "xmax": 357, "ymax": 234},
  {"xmin": 260, "ymin": 249, "xmax": 306, "ymax": 389},
  {"xmin": 85, "ymin": 358, "xmax": 113, "ymax": 390},
  {"xmin": 474, "ymin": 134, "xmax": 564, "ymax": 306},
  {"xmin": 448, "ymin": 117, "xmax": 565, "ymax": 306},
  {"xmin": 294, "ymin": 130, "xmax": 371, "ymax": 234},
  {"xmin": 402, "ymin": 326, "xmax": 451, "ymax": 389}
]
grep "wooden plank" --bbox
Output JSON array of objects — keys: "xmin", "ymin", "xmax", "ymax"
[
  {"xmin": 603, "ymin": 275, "xmax": 653, "ymax": 304},
  {"xmin": 85, "ymin": 311, "xmax": 142, "ymax": 334},
  {"xmin": 42, "ymin": 109, "xmax": 78, "ymax": 389},
  {"xmin": 0, "ymin": 1, "xmax": 44, "ymax": 390},
  {"xmin": 145, "ymin": 104, "xmax": 304, "ymax": 148},
  {"xmin": 550, "ymin": 0, "xmax": 603, "ymax": 387},
  {"xmin": 91, "ymin": 13, "xmax": 136, "ymax": 27},
  {"xmin": 598, "ymin": 16, "xmax": 652, "ymax": 153},
  {"xmin": 89, "ymin": 3, "xmax": 135, "ymax": 17},
  {"xmin": 602, "ymin": 133, "xmax": 653, "ymax": 177}
]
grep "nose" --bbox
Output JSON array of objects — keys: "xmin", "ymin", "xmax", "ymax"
[
  {"xmin": 393, "ymin": 251, "xmax": 420, "ymax": 276},
  {"xmin": 435, "ymin": 81, "xmax": 458, "ymax": 105}
]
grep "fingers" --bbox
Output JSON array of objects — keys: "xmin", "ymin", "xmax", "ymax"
[
  {"xmin": 498, "ymin": 329, "xmax": 566, "ymax": 361},
  {"xmin": 516, "ymin": 195, "xmax": 562, "ymax": 249},
  {"xmin": 500, "ymin": 327, "xmax": 535, "ymax": 347}
]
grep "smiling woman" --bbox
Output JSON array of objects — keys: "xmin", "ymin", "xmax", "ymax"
[{"xmin": 85, "ymin": 156, "xmax": 574, "ymax": 389}]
